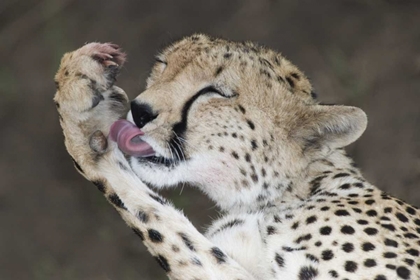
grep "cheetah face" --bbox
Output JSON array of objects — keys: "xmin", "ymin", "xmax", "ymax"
[{"xmin": 110, "ymin": 34, "xmax": 367, "ymax": 208}]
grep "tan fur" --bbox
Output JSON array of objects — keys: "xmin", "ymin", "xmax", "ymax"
[
  {"xmin": 135, "ymin": 34, "xmax": 367, "ymax": 183},
  {"xmin": 54, "ymin": 36, "xmax": 420, "ymax": 280},
  {"xmin": 54, "ymin": 43, "xmax": 128, "ymax": 176}
]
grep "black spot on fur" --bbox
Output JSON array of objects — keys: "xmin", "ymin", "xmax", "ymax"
[
  {"xmin": 366, "ymin": 210, "xmax": 377, "ymax": 216},
  {"xmin": 215, "ymin": 66, "xmax": 224, "ymax": 76},
  {"xmin": 118, "ymin": 161, "xmax": 129, "ymax": 171},
  {"xmin": 286, "ymin": 77, "xmax": 295, "ymax": 88},
  {"xmin": 108, "ymin": 193, "xmax": 127, "ymax": 210},
  {"xmin": 341, "ymin": 225, "xmax": 355, "ymax": 234},
  {"xmin": 191, "ymin": 257, "xmax": 202, "ymax": 266},
  {"xmin": 364, "ymin": 259, "xmax": 376, "ymax": 267},
  {"xmin": 333, "ymin": 173, "xmax": 350, "ymax": 179},
  {"xmin": 251, "ymin": 173, "xmax": 259, "ymax": 183},
  {"xmin": 213, "ymin": 219, "xmax": 245, "ymax": 236},
  {"xmin": 246, "ymin": 119, "xmax": 255, "ymax": 130},
  {"xmin": 238, "ymin": 105, "xmax": 246, "ymax": 114},
  {"xmin": 396, "ymin": 266, "xmax": 410, "ymax": 279},
  {"xmin": 149, "ymin": 194, "xmax": 167, "ymax": 205},
  {"xmin": 306, "ymin": 254, "xmax": 319, "ymax": 263},
  {"xmin": 260, "ymin": 68, "xmax": 271, "ymax": 79},
  {"xmin": 245, "ymin": 153, "xmax": 251, "ymax": 162},
  {"xmin": 137, "ymin": 210, "xmax": 149, "ymax": 223},
  {"xmin": 275, "ymin": 75, "xmax": 285, "ymax": 84},
  {"xmin": 345, "ymin": 261, "xmax": 358, "ymax": 272},
  {"xmin": 298, "ymin": 266, "xmax": 318, "ymax": 280},
  {"xmin": 396, "ymin": 212, "xmax": 409, "ymax": 223},
  {"xmin": 381, "ymin": 224, "xmax": 396, "ymax": 231},
  {"xmin": 329, "ymin": 270, "xmax": 339, "ymax": 278},
  {"xmin": 275, "ymin": 253, "xmax": 284, "ymax": 267},
  {"xmin": 406, "ymin": 206, "xmax": 416, "ymax": 215},
  {"xmin": 342, "ymin": 243, "xmax": 354, "ymax": 253},
  {"xmin": 384, "ymin": 238, "xmax": 398, "ymax": 248},
  {"xmin": 306, "ymin": 216, "xmax": 317, "ymax": 224},
  {"xmin": 250, "ymin": 139, "xmax": 258, "ymax": 150},
  {"xmin": 365, "ymin": 199, "xmax": 375, "ymax": 205},
  {"xmin": 386, "ymin": 264, "xmax": 396, "ymax": 270},
  {"xmin": 224, "ymin": 52, "xmax": 232, "ymax": 59},
  {"xmin": 291, "ymin": 72, "xmax": 300, "ymax": 80},
  {"xmin": 179, "ymin": 233, "xmax": 195, "ymax": 251},
  {"xmin": 322, "ymin": 250, "xmax": 334, "ymax": 260},
  {"xmin": 383, "ymin": 252, "xmax": 397, "ymax": 258},
  {"xmin": 211, "ymin": 247, "xmax": 226, "ymax": 264},
  {"xmin": 131, "ymin": 228, "xmax": 144, "ymax": 240},
  {"xmin": 92, "ymin": 180, "xmax": 106, "ymax": 193},
  {"xmin": 404, "ymin": 232, "xmax": 418, "ymax": 239},
  {"xmin": 320, "ymin": 226, "xmax": 332, "ymax": 235},
  {"xmin": 231, "ymin": 151, "xmax": 239, "ymax": 159},
  {"xmin": 295, "ymin": 234, "xmax": 312, "ymax": 244},
  {"xmin": 403, "ymin": 258, "xmax": 414, "ymax": 266},
  {"xmin": 339, "ymin": 183, "xmax": 351, "ymax": 190},
  {"xmin": 362, "ymin": 242, "xmax": 375, "ymax": 252},
  {"xmin": 148, "ymin": 229, "xmax": 164, "ymax": 243},
  {"xmin": 364, "ymin": 227, "xmax": 378, "ymax": 235},
  {"xmin": 155, "ymin": 255, "xmax": 171, "ymax": 272},
  {"xmin": 335, "ymin": 210, "xmax": 350, "ymax": 216}
]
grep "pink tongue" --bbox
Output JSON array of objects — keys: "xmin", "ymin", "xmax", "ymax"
[{"xmin": 109, "ymin": 120, "xmax": 156, "ymax": 157}]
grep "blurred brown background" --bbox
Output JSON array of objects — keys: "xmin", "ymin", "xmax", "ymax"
[{"xmin": 0, "ymin": 0, "xmax": 419, "ymax": 279}]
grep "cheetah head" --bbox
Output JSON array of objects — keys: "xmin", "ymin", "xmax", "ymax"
[{"xmin": 111, "ymin": 34, "xmax": 367, "ymax": 210}]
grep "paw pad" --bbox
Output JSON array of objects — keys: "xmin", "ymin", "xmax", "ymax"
[{"xmin": 89, "ymin": 130, "xmax": 108, "ymax": 154}]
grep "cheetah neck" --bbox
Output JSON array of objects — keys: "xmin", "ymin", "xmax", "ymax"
[
  {"xmin": 291, "ymin": 148, "xmax": 368, "ymax": 203},
  {"xmin": 226, "ymin": 148, "xmax": 366, "ymax": 213}
]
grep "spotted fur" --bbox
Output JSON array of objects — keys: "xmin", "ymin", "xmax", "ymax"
[{"xmin": 54, "ymin": 35, "xmax": 420, "ymax": 280}]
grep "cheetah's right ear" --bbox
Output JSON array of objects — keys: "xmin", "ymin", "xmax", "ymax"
[{"xmin": 292, "ymin": 105, "xmax": 367, "ymax": 150}]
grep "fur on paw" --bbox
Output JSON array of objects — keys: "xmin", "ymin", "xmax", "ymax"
[
  {"xmin": 54, "ymin": 43, "xmax": 129, "ymax": 174},
  {"xmin": 54, "ymin": 42, "xmax": 127, "ymax": 113}
]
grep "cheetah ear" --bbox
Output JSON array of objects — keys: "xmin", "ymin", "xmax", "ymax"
[{"xmin": 292, "ymin": 105, "xmax": 367, "ymax": 150}]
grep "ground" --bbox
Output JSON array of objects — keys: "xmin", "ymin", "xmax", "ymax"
[{"xmin": 0, "ymin": 1, "xmax": 419, "ymax": 279}]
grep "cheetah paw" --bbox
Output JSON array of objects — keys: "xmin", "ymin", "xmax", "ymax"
[{"xmin": 54, "ymin": 43, "xmax": 129, "ymax": 176}]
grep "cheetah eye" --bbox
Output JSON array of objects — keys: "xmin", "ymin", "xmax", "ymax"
[
  {"xmin": 153, "ymin": 56, "xmax": 167, "ymax": 74},
  {"xmin": 200, "ymin": 86, "xmax": 237, "ymax": 99},
  {"xmin": 155, "ymin": 58, "xmax": 167, "ymax": 65}
]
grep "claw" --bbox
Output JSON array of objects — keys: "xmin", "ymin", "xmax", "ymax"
[
  {"xmin": 93, "ymin": 53, "xmax": 113, "ymax": 62},
  {"xmin": 103, "ymin": 60, "xmax": 118, "ymax": 67},
  {"xmin": 108, "ymin": 43, "xmax": 120, "ymax": 50}
]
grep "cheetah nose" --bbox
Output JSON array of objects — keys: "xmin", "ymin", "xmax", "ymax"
[{"xmin": 130, "ymin": 100, "xmax": 157, "ymax": 128}]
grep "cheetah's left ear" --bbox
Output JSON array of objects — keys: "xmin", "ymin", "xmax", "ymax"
[{"xmin": 292, "ymin": 105, "xmax": 367, "ymax": 150}]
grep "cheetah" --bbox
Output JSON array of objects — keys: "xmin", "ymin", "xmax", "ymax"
[{"xmin": 54, "ymin": 35, "xmax": 420, "ymax": 280}]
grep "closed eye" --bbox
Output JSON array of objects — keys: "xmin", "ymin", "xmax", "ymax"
[
  {"xmin": 200, "ymin": 86, "xmax": 237, "ymax": 99},
  {"xmin": 155, "ymin": 58, "xmax": 167, "ymax": 65}
]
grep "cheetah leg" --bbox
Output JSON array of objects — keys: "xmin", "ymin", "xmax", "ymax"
[{"xmin": 54, "ymin": 43, "xmax": 255, "ymax": 280}]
